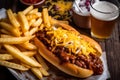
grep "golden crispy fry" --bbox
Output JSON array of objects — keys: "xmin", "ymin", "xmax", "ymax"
[
  {"xmin": 15, "ymin": 45, "xmax": 27, "ymax": 52},
  {"xmin": 58, "ymin": 20, "xmax": 69, "ymax": 24},
  {"xmin": 48, "ymin": 16, "xmax": 57, "ymax": 25},
  {"xmin": 29, "ymin": 27, "xmax": 38, "ymax": 35},
  {"xmin": 42, "ymin": 8, "xmax": 51, "ymax": 27},
  {"xmin": 0, "ymin": 29, "xmax": 12, "ymax": 35},
  {"xmin": 32, "ymin": 18, "xmax": 42, "ymax": 27},
  {"xmin": 18, "ymin": 12, "xmax": 29, "ymax": 32},
  {"xmin": 26, "ymin": 14, "xmax": 38, "ymax": 21},
  {"xmin": 19, "ymin": 42, "xmax": 37, "ymax": 50},
  {"xmin": 21, "ymin": 63, "xmax": 31, "ymax": 69},
  {"xmin": 0, "ymin": 54, "xmax": 13, "ymax": 60},
  {"xmin": 35, "ymin": 52, "xmax": 49, "ymax": 70},
  {"xmin": 31, "ymin": 67, "xmax": 43, "ymax": 79},
  {"xmin": 23, "ymin": 5, "xmax": 34, "ymax": 15},
  {"xmin": 0, "ymin": 6, "xmax": 52, "ymax": 78},
  {"xmin": 7, "ymin": 9, "xmax": 20, "ymax": 28},
  {"xmin": 4, "ymin": 44, "xmax": 41, "ymax": 67},
  {"xmin": 0, "ymin": 22, "xmax": 21, "ymax": 36},
  {"xmin": 0, "ymin": 36, "xmax": 34, "ymax": 44},
  {"xmin": 39, "ymin": 23, "xmax": 44, "ymax": 30},
  {"xmin": 0, "ymin": 34, "xmax": 13, "ymax": 38},
  {"xmin": 24, "ymin": 31, "xmax": 30, "ymax": 36},
  {"xmin": 39, "ymin": 67, "xmax": 49, "ymax": 76},
  {"xmin": 0, "ymin": 60, "xmax": 29, "ymax": 71},
  {"xmin": 32, "ymin": 57, "xmax": 49, "ymax": 76},
  {"xmin": 29, "ymin": 19, "xmax": 36, "ymax": 27},
  {"xmin": 28, "ymin": 8, "xmax": 38, "ymax": 14},
  {"xmin": 35, "ymin": 12, "xmax": 42, "ymax": 17},
  {"xmin": 31, "ymin": 57, "xmax": 43, "ymax": 79},
  {"xmin": 22, "ymin": 51, "xmax": 37, "ymax": 57}
]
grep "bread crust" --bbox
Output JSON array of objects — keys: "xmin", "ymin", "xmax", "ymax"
[
  {"xmin": 34, "ymin": 37, "xmax": 93, "ymax": 78},
  {"xmin": 34, "ymin": 20, "xmax": 102, "ymax": 78}
]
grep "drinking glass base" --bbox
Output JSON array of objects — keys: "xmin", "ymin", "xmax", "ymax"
[{"xmin": 91, "ymin": 32, "xmax": 111, "ymax": 41}]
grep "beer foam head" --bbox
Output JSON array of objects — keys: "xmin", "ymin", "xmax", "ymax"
[{"xmin": 90, "ymin": 1, "xmax": 119, "ymax": 21}]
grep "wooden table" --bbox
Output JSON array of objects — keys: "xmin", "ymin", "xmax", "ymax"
[{"xmin": 0, "ymin": 0, "xmax": 120, "ymax": 80}]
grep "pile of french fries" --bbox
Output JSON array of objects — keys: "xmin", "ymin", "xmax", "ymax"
[{"xmin": 0, "ymin": 5, "xmax": 51, "ymax": 79}]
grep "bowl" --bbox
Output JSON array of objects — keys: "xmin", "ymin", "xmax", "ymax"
[
  {"xmin": 20, "ymin": 0, "xmax": 45, "ymax": 8},
  {"xmin": 72, "ymin": 0, "xmax": 90, "ymax": 29}
]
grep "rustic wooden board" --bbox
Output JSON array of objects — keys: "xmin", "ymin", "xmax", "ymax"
[{"xmin": 0, "ymin": 0, "xmax": 120, "ymax": 80}]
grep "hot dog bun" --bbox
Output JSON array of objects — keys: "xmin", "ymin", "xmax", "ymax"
[
  {"xmin": 34, "ymin": 18, "xmax": 103, "ymax": 78},
  {"xmin": 34, "ymin": 37, "xmax": 93, "ymax": 78}
]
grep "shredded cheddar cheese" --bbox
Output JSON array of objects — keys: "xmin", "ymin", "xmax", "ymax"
[{"xmin": 43, "ymin": 25, "xmax": 96, "ymax": 56}]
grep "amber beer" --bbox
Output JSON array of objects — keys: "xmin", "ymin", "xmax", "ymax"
[{"xmin": 90, "ymin": 1, "xmax": 119, "ymax": 39}]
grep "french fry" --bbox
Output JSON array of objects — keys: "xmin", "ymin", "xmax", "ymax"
[
  {"xmin": 30, "ymin": 57, "xmax": 43, "ymax": 79},
  {"xmin": 28, "ymin": 8, "xmax": 38, "ymax": 14},
  {"xmin": 35, "ymin": 12, "xmax": 42, "ymax": 17},
  {"xmin": 0, "ymin": 29, "xmax": 12, "ymax": 35},
  {"xmin": 0, "ymin": 6, "xmax": 52, "ymax": 78},
  {"xmin": 22, "ymin": 51, "xmax": 37, "ymax": 57},
  {"xmin": 32, "ymin": 18, "xmax": 42, "ymax": 27},
  {"xmin": 35, "ymin": 52, "xmax": 49, "ymax": 70},
  {"xmin": 0, "ymin": 22, "xmax": 21, "ymax": 36},
  {"xmin": 1, "ymin": 34, "xmax": 14, "ymax": 38},
  {"xmin": 39, "ymin": 23, "xmax": 44, "ymax": 30},
  {"xmin": 0, "ymin": 36, "xmax": 34, "ymax": 44},
  {"xmin": 0, "ymin": 60, "xmax": 29, "ymax": 71},
  {"xmin": 7, "ymin": 9, "xmax": 20, "ymax": 28},
  {"xmin": 24, "ymin": 31, "xmax": 30, "ymax": 37},
  {"xmin": 32, "ymin": 57, "xmax": 49, "ymax": 76},
  {"xmin": 29, "ymin": 27, "xmax": 38, "ymax": 35},
  {"xmin": 15, "ymin": 45, "xmax": 27, "ymax": 52},
  {"xmin": 23, "ymin": 5, "xmax": 34, "ymax": 15},
  {"xmin": 21, "ymin": 62, "xmax": 31, "ymax": 69},
  {"xmin": 29, "ymin": 19, "xmax": 36, "ymax": 27},
  {"xmin": 49, "ymin": 16, "xmax": 57, "ymax": 25},
  {"xmin": 4, "ymin": 44, "xmax": 41, "ymax": 67},
  {"xmin": 58, "ymin": 20, "xmax": 69, "ymax": 24},
  {"xmin": 26, "ymin": 14, "xmax": 38, "ymax": 21},
  {"xmin": 39, "ymin": 67, "xmax": 49, "ymax": 76},
  {"xmin": 19, "ymin": 42, "xmax": 37, "ymax": 50},
  {"xmin": 42, "ymin": 8, "xmax": 51, "ymax": 27},
  {"xmin": 31, "ymin": 67, "xmax": 43, "ymax": 79},
  {"xmin": 18, "ymin": 12, "xmax": 29, "ymax": 32},
  {"xmin": 0, "ymin": 54, "xmax": 13, "ymax": 60}
]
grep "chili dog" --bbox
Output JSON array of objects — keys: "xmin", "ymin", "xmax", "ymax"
[{"xmin": 34, "ymin": 18, "xmax": 103, "ymax": 78}]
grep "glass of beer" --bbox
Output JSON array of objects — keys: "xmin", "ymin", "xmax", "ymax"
[{"xmin": 90, "ymin": 0, "xmax": 120, "ymax": 39}]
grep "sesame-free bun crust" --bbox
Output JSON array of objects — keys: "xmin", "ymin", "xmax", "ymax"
[
  {"xmin": 34, "ymin": 19, "xmax": 102, "ymax": 78},
  {"xmin": 34, "ymin": 37, "xmax": 93, "ymax": 78}
]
